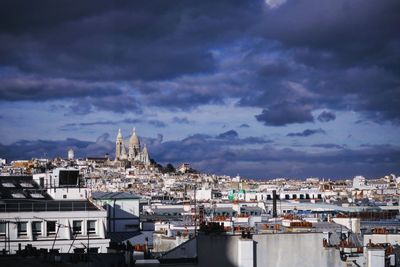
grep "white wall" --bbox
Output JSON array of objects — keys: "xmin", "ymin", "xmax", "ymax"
[
  {"xmin": 254, "ymin": 233, "xmax": 344, "ymax": 267},
  {"xmin": 195, "ymin": 189, "xmax": 212, "ymax": 201},
  {"xmin": 332, "ymin": 218, "xmax": 361, "ymax": 234},
  {"xmin": 47, "ymin": 187, "xmax": 89, "ymax": 200},
  {"xmin": 93, "ymin": 198, "xmax": 140, "ymax": 232},
  {"xmin": 367, "ymin": 248, "xmax": 385, "ymax": 267},
  {"xmin": 0, "ymin": 210, "xmax": 109, "ymax": 253},
  {"xmin": 237, "ymin": 239, "xmax": 254, "ymax": 267},
  {"xmin": 192, "ymin": 233, "xmax": 345, "ymax": 267}
]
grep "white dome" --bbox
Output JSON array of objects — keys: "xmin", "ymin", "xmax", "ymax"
[{"xmin": 129, "ymin": 128, "xmax": 140, "ymax": 146}]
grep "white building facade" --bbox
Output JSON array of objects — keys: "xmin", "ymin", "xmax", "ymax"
[{"xmin": 0, "ymin": 204, "xmax": 109, "ymax": 253}]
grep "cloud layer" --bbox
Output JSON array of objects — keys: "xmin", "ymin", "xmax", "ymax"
[{"xmin": 0, "ymin": 0, "xmax": 398, "ymax": 121}]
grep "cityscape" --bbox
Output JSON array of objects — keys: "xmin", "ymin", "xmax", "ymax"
[
  {"xmin": 1, "ymin": 0, "xmax": 400, "ymax": 267},
  {"xmin": 1, "ymin": 129, "xmax": 400, "ymax": 266}
]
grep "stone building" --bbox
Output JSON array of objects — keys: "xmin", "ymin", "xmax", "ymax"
[{"xmin": 115, "ymin": 128, "xmax": 150, "ymax": 166}]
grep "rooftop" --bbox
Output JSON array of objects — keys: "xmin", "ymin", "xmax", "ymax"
[
  {"xmin": 0, "ymin": 175, "xmax": 51, "ymax": 200},
  {"xmin": 92, "ymin": 191, "xmax": 141, "ymax": 200}
]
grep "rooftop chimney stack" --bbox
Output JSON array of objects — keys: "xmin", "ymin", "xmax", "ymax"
[{"xmin": 273, "ymin": 190, "xmax": 277, "ymax": 218}]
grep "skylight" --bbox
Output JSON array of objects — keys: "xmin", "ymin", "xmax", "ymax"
[
  {"xmin": 20, "ymin": 183, "xmax": 34, "ymax": 188},
  {"xmin": 30, "ymin": 193, "xmax": 45, "ymax": 199},
  {"xmin": 11, "ymin": 193, "xmax": 25, "ymax": 199}
]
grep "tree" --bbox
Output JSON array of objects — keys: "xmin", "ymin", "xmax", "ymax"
[{"xmin": 163, "ymin": 163, "xmax": 176, "ymax": 173}]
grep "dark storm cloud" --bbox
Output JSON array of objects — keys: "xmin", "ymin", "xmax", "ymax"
[
  {"xmin": 90, "ymin": 95, "xmax": 141, "ymax": 114},
  {"xmin": 311, "ymin": 144, "xmax": 345, "ymax": 149},
  {"xmin": 60, "ymin": 118, "xmax": 165, "ymax": 130},
  {"xmin": 0, "ymin": 0, "xmax": 399, "ymax": 123},
  {"xmin": 255, "ymin": 102, "xmax": 314, "ymax": 126},
  {"xmin": 66, "ymin": 101, "xmax": 92, "ymax": 115},
  {"xmin": 0, "ymin": 135, "xmax": 113, "ymax": 160},
  {"xmin": 239, "ymin": 124, "xmax": 250, "ymax": 128},
  {"xmin": 0, "ymin": 76, "xmax": 142, "ymax": 114},
  {"xmin": 148, "ymin": 120, "xmax": 167, "ymax": 128},
  {"xmin": 217, "ymin": 130, "xmax": 239, "ymax": 139},
  {"xmin": 242, "ymin": 1, "xmax": 400, "ymax": 125},
  {"xmin": 317, "ymin": 111, "xmax": 336, "ymax": 122},
  {"xmin": 0, "ymin": 0, "xmax": 257, "ymax": 81},
  {"xmin": 260, "ymin": 0, "xmax": 400, "ymax": 123},
  {"xmin": 172, "ymin": 117, "xmax": 193, "ymax": 125},
  {"xmin": 258, "ymin": 1, "xmax": 400, "ymax": 64},
  {"xmin": 63, "ymin": 121, "xmax": 119, "ymax": 128},
  {"xmin": 0, "ymin": 77, "xmax": 121, "ymax": 101},
  {"xmin": 149, "ymin": 134, "xmax": 400, "ymax": 178},
  {"xmin": 287, "ymin": 128, "xmax": 326, "ymax": 137}
]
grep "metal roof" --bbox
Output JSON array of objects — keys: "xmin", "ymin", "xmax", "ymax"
[{"xmin": 92, "ymin": 191, "xmax": 141, "ymax": 200}]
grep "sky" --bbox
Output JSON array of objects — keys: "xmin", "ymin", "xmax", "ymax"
[{"xmin": 0, "ymin": 0, "xmax": 399, "ymax": 179}]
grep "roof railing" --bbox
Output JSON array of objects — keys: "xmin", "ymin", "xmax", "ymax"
[{"xmin": 0, "ymin": 201, "xmax": 98, "ymax": 212}]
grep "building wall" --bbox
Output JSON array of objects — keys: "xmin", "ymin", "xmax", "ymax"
[
  {"xmin": 197, "ymin": 234, "xmax": 238, "ymax": 267},
  {"xmin": 47, "ymin": 187, "xmax": 89, "ymax": 200},
  {"xmin": 332, "ymin": 218, "xmax": 361, "ymax": 233},
  {"xmin": 195, "ymin": 189, "xmax": 212, "ymax": 201},
  {"xmin": 93, "ymin": 198, "xmax": 140, "ymax": 232},
  {"xmin": 254, "ymin": 233, "xmax": 345, "ymax": 267},
  {"xmin": 178, "ymin": 233, "xmax": 345, "ymax": 267},
  {"xmin": 0, "ymin": 210, "xmax": 109, "ymax": 253},
  {"xmin": 160, "ymin": 238, "xmax": 197, "ymax": 259}
]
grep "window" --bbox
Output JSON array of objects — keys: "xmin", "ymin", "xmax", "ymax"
[
  {"xmin": 47, "ymin": 221, "xmax": 56, "ymax": 236},
  {"xmin": 87, "ymin": 220, "xmax": 96, "ymax": 235},
  {"xmin": 17, "ymin": 222, "xmax": 27, "ymax": 237},
  {"xmin": 73, "ymin": 221, "xmax": 82, "ymax": 235},
  {"xmin": 32, "ymin": 221, "xmax": 42, "ymax": 237},
  {"xmin": 0, "ymin": 222, "xmax": 6, "ymax": 237}
]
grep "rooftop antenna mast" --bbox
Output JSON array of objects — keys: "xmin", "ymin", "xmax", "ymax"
[{"xmin": 194, "ymin": 184, "xmax": 197, "ymax": 236}]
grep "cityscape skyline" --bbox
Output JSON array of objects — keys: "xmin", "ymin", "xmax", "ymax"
[{"xmin": 1, "ymin": 0, "xmax": 399, "ymax": 178}]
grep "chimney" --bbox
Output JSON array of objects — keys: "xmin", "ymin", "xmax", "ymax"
[{"xmin": 273, "ymin": 190, "xmax": 277, "ymax": 218}]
